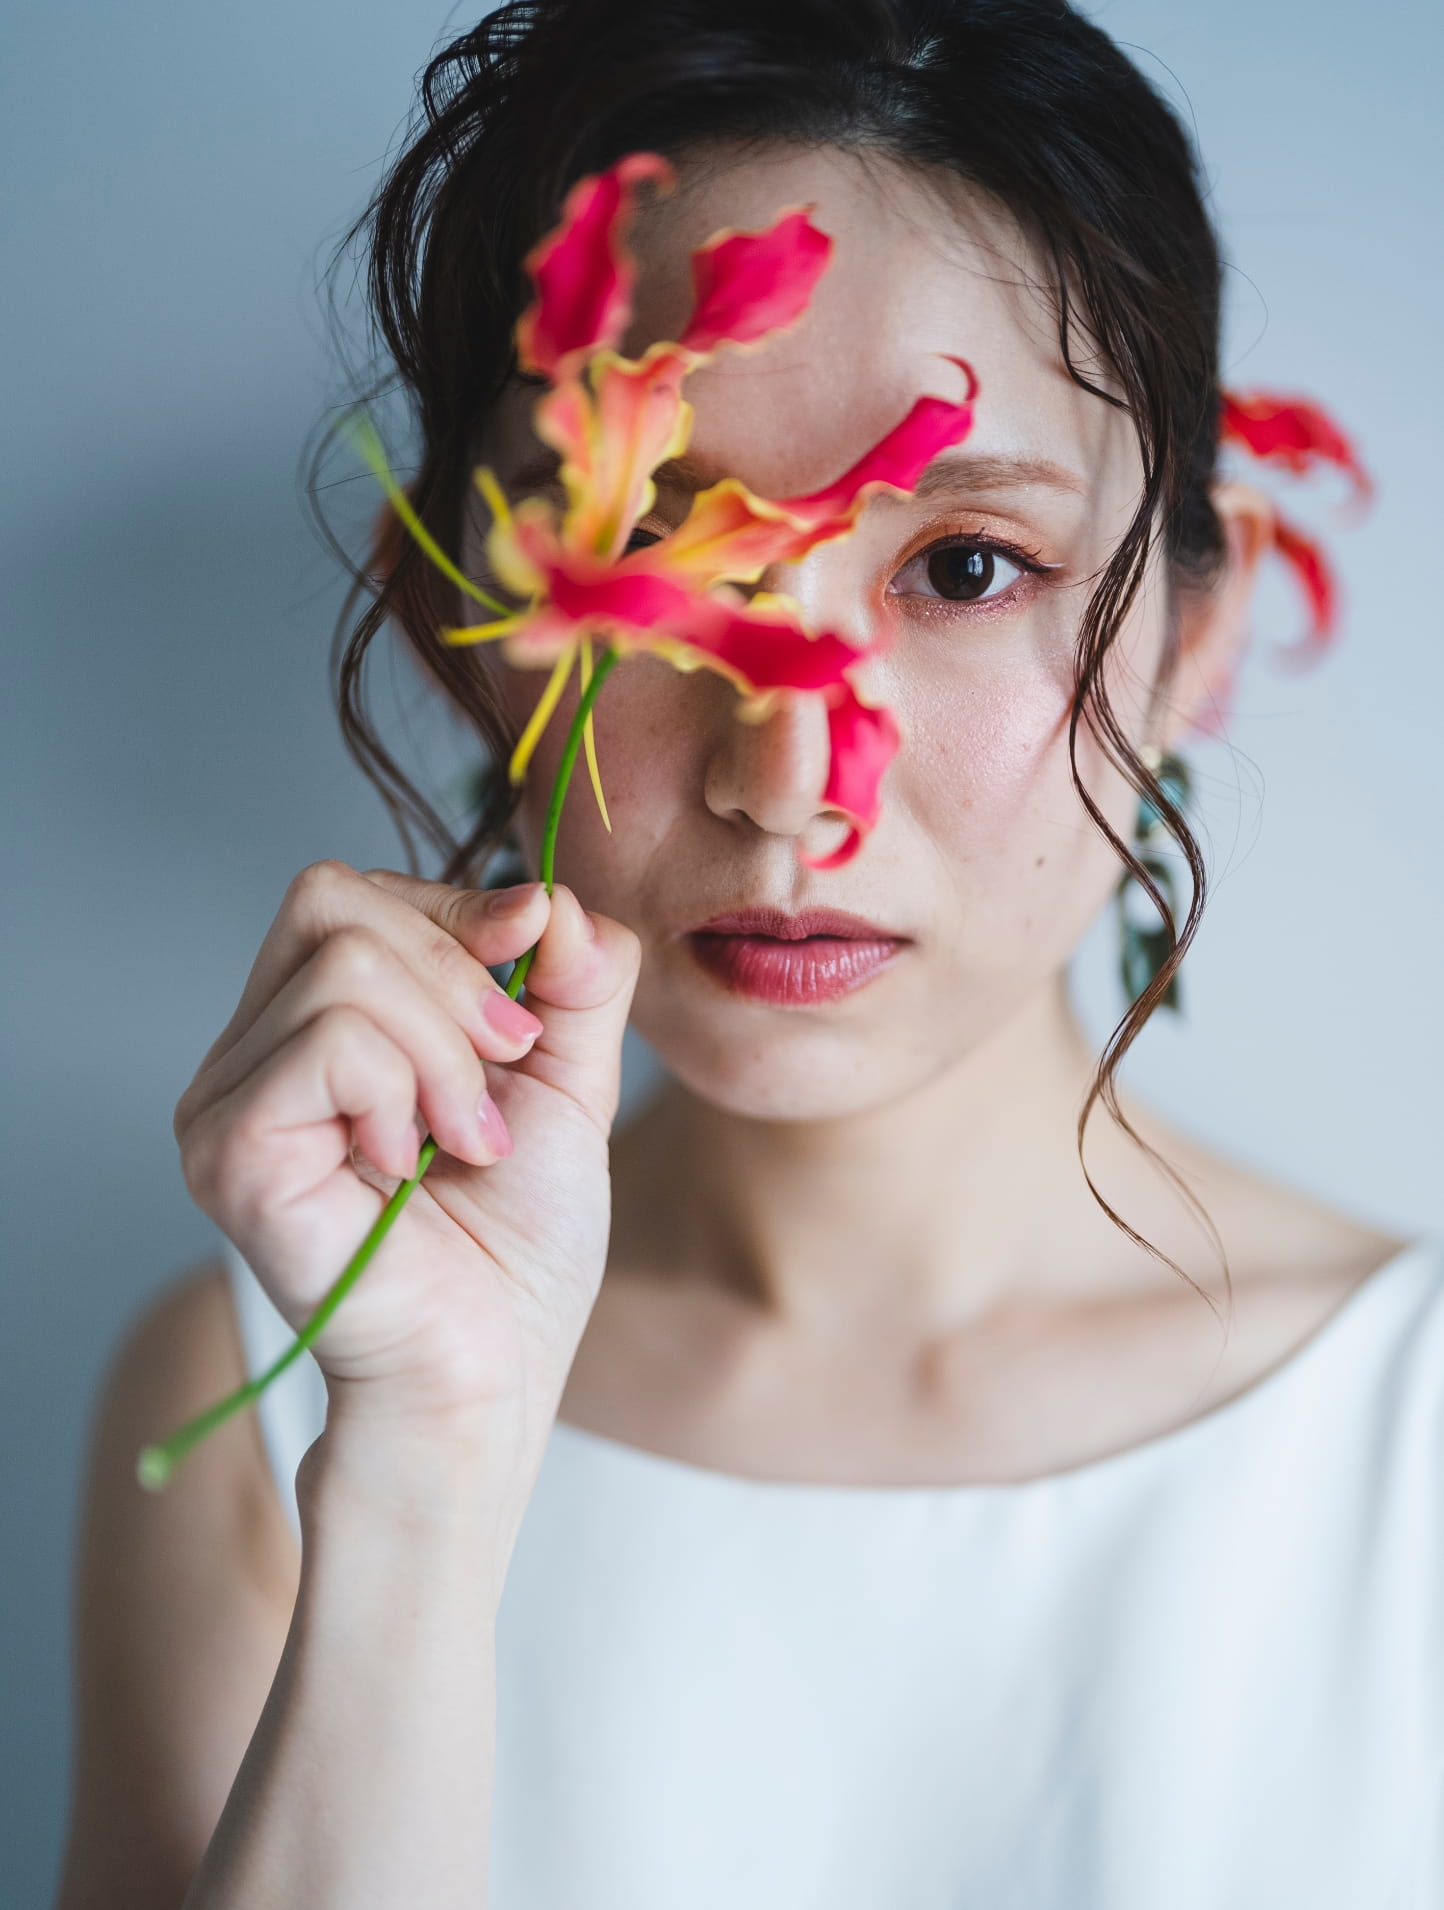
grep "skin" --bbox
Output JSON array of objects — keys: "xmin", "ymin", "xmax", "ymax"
[
  {"xmin": 479, "ymin": 146, "xmax": 1405, "ymax": 1481},
  {"xmin": 56, "ymin": 144, "xmax": 1406, "ymax": 1904}
]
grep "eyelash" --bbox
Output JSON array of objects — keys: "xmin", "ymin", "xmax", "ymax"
[
  {"xmin": 889, "ymin": 531, "xmax": 1051, "ymax": 613},
  {"xmin": 625, "ymin": 521, "xmax": 1052, "ymax": 612}
]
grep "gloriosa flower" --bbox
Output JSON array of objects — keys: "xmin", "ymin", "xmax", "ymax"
[
  {"xmin": 1219, "ymin": 387, "xmax": 1373, "ymax": 667},
  {"xmin": 438, "ymin": 150, "xmax": 978, "ymax": 870}
]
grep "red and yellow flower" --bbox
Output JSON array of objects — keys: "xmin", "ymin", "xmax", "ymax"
[
  {"xmin": 1219, "ymin": 387, "xmax": 1373, "ymax": 667},
  {"xmin": 434, "ymin": 150, "xmax": 978, "ymax": 869}
]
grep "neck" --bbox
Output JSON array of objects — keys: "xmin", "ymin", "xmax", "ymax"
[{"xmin": 612, "ymin": 974, "xmax": 1205, "ymax": 1339}]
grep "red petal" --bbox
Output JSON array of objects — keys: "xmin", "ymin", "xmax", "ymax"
[
  {"xmin": 545, "ymin": 555, "xmax": 699, "ymax": 634},
  {"xmin": 516, "ymin": 152, "xmax": 674, "ymax": 380},
  {"xmin": 773, "ymin": 362, "xmax": 979, "ymax": 532},
  {"xmin": 799, "ymin": 684, "xmax": 901, "ymax": 870},
  {"xmin": 659, "ymin": 364, "xmax": 979, "ymax": 584},
  {"xmin": 1220, "ymin": 390, "xmax": 1373, "ymax": 508},
  {"xmin": 508, "ymin": 532, "xmax": 876, "ymax": 701},
  {"xmin": 677, "ymin": 208, "xmax": 833, "ymax": 356},
  {"xmin": 651, "ymin": 478, "xmax": 797, "ymax": 584},
  {"xmin": 582, "ymin": 347, "xmax": 692, "ymax": 556},
  {"xmin": 680, "ymin": 597, "xmax": 868, "ymax": 697},
  {"xmin": 1269, "ymin": 510, "xmax": 1338, "ymax": 667}
]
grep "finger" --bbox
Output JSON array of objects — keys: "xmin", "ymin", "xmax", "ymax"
[
  {"xmin": 506, "ymin": 885, "xmax": 641, "ymax": 1129},
  {"xmin": 359, "ymin": 866, "xmax": 555, "ymax": 973},
  {"xmin": 183, "ymin": 1005, "xmax": 424, "ymax": 1237},
  {"xmin": 180, "ymin": 925, "xmax": 514, "ymax": 1170},
  {"xmin": 205, "ymin": 860, "xmax": 548, "ymax": 1067}
]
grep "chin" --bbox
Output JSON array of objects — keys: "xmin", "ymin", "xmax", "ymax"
[
  {"xmin": 659, "ymin": 1035, "xmax": 902, "ymax": 1124},
  {"xmin": 630, "ymin": 957, "xmax": 940, "ymax": 1124}
]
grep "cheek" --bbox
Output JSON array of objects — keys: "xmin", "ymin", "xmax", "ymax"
[
  {"xmin": 883, "ymin": 627, "xmax": 1143, "ymax": 950},
  {"xmin": 887, "ymin": 638, "xmax": 1077, "ymax": 858},
  {"xmin": 502, "ymin": 656, "xmax": 710, "ymax": 889}
]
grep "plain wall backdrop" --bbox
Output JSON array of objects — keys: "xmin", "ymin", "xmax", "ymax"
[{"xmin": 3, "ymin": 1, "xmax": 1441, "ymax": 1897}]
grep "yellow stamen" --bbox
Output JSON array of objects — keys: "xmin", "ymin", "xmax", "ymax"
[
  {"xmin": 473, "ymin": 464, "xmax": 515, "ymax": 535},
  {"xmin": 578, "ymin": 637, "xmax": 612, "ymax": 831},
  {"xmin": 441, "ymin": 618, "xmax": 519, "ymax": 645},
  {"xmin": 508, "ymin": 646, "xmax": 577, "ymax": 785},
  {"xmin": 345, "ymin": 414, "xmax": 509, "ymax": 614}
]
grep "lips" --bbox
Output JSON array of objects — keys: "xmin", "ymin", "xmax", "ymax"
[{"xmin": 684, "ymin": 906, "xmax": 905, "ymax": 1006}]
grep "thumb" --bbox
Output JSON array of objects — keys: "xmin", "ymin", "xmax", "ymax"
[{"xmin": 509, "ymin": 884, "xmax": 640, "ymax": 1131}]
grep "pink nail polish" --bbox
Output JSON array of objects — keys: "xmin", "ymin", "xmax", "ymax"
[
  {"xmin": 482, "ymin": 991, "xmax": 543, "ymax": 1043},
  {"xmin": 476, "ymin": 1092, "xmax": 513, "ymax": 1158}
]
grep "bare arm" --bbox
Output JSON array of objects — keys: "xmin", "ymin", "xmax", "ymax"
[
  {"xmin": 186, "ymin": 1383, "xmax": 515, "ymax": 1906},
  {"xmin": 55, "ymin": 1267, "xmax": 520, "ymax": 1909},
  {"xmin": 56, "ymin": 1266, "xmax": 299, "ymax": 1907},
  {"xmin": 56, "ymin": 863, "xmax": 639, "ymax": 1906}
]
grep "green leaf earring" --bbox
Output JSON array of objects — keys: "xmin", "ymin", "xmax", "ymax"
[{"xmin": 1116, "ymin": 744, "xmax": 1191, "ymax": 1014}]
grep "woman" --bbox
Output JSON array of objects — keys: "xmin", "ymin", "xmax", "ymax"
[{"xmin": 56, "ymin": 1, "xmax": 1441, "ymax": 1905}]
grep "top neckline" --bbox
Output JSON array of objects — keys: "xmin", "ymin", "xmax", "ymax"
[{"xmin": 548, "ymin": 1235, "xmax": 1441, "ymax": 1503}]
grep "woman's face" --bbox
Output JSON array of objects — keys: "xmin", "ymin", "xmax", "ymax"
[{"xmin": 468, "ymin": 144, "xmax": 1215, "ymax": 1121}]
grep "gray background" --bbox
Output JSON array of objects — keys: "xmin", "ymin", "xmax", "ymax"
[{"xmin": 4, "ymin": 1, "xmax": 1440, "ymax": 1898}]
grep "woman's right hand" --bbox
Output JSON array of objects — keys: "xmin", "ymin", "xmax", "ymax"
[{"xmin": 172, "ymin": 859, "xmax": 640, "ymax": 1472}]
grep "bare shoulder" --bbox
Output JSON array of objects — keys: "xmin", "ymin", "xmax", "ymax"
[
  {"xmin": 86, "ymin": 1261, "xmax": 299, "ymax": 1594},
  {"xmin": 1129, "ymin": 1100, "xmax": 1414, "ymax": 1305},
  {"xmin": 54, "ymin": 1264, "xmax": 299, "ymax": 1909}
]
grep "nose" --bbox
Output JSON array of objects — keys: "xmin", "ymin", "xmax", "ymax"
[
  {"xmin": 702, "ymin": 681, "xmax": 855, "ymax": 858},
  {"xmin": 702, "ymin": 546, "xmax": 873, "ymax": 859}
]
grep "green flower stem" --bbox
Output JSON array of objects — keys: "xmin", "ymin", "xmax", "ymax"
[
  {"xmin": 137, "ymin": 644, "xmax": 620, "ymax": 1491},
  {"xmin": 503, "ymin": 645, "xmax": 618, "ymax": 999}
]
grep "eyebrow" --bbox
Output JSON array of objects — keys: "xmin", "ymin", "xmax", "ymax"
[{"xmin": 506, "ymin": 447, "xmax": 1086, "ymax": 502}]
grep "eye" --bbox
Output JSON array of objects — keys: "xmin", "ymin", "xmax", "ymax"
[
  {"xmin": 624, "ymin": 524, "xmax": 666, "ymax": 554},
  {"xmin": 891, "ymin": 536, "xmax": 1039, "ymax": 605}
]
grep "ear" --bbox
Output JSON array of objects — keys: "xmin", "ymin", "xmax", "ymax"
[{"xmin": 1160, "ymin": 478, "xmax": 1276, "ymax": 749}]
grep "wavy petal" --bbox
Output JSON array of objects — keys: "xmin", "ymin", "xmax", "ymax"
[
  {"xmin": 470, "ymin": 467, "xmax": 549, "ymax": 606},
  {"xmin": 657, "ymin": 366, "xmax": 978, "ymax": 583},
  {"xmin": 1221, "ymin": 391, "xmax": 1373, "ymax": 508},
  {"xmin": 652, "ymin": 476, "xmax": 805, "ymax": 584},
  {"xmin": 515, "ymin": 152, "xmax": 675, "ymax": 380},
  {"xmin": 677, "ymin": 207, "xmax": 833, "ymax": 356},
  {"xmin": 1269, "ymin": 509, "xmax": 1338, "ymax": 667},
  {"xmin": 529, "ymin": 378, "xmax": 597, "ymax": 514},
  {"xmin": 776, "ymin": 367, "xmax": 979, "ymax": 529},
  {"xmin": 546, "ymin": 557, "xmax": 700, "ymax": 634},
  {"xmin": 798, "ymin": 682, "xmax": 901, "ymax": 870},
  {"xmin": 546, "ymin": 347, "xmax": 693, "ymax": 559},
  {"xmin": 673, "ymin": 592, "xmax": 868, "ymax": 699}
]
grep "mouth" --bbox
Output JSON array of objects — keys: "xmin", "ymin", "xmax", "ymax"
[{"xmin": 683, "ymin": 906, "xmax": 908, "ymax": 1007}]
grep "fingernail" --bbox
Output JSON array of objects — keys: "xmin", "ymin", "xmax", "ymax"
[
  {"xmin": 476, "ymin": 1092, "xmax": 513, "ymax": 1158},
  {"xmin": 482, "ymin": 991, "xmax": 543, "ymax": 1043},
  {"xmin": 486, "ymin": 882, "xmax": 540, "ymax": 919}
]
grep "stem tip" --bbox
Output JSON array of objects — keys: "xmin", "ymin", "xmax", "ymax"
[{"xmin": 136, "ymin": 1446, "xmax": 173, "ymax": 1492}]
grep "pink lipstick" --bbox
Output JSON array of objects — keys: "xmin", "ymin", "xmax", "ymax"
[{"xmin": 685, "ymin": 907, "xmax": 905, "ymax": 1007}]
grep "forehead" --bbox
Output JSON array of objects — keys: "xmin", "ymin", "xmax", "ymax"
[{"xmin": 614, "ymin": 142, "xmax": 1138, "ymax": 503}]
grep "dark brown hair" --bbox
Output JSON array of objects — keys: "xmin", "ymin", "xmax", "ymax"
[{"xmin": 316, "ymin": 0, "xmax": 1239, "ymax": 1301}]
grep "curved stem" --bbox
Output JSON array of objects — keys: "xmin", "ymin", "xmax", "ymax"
[
  {"xmin": 137, "ymin": 644, "xmax": 620, "ymax": 1489},
  {"xmin": 504, "ymin": 644, "xmax": 618, "ymax": 998}
]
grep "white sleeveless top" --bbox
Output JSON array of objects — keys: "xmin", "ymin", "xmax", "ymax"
[{"xmin": 223, "ymin": 1232, "xmax": 1444, "ymax": 1909}]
